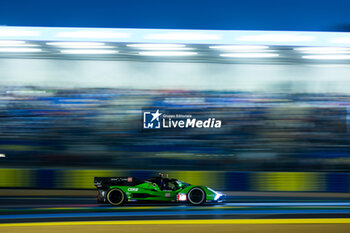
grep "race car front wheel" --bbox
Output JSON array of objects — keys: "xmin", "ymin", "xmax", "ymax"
[
  {"xmin": 187, "ymin": 187, "xmax": 206, "ymax": 205},
  {"xmin": 107, "ymin": 188, "xmax": 125, "ymax": 206}
]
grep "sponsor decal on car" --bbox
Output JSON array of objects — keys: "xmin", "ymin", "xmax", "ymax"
[{"xmin": 128, "ymin": 188, "xmax": 139, "ymax": 191}]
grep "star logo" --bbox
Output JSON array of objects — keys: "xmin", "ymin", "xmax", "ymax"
[
  {"xmin": 143, "ymin": 109, "xmax": 162, "ymax": 129},
  {"xmin": 150, "ymin": 109, "xmax": 162, "ymax": 122}
]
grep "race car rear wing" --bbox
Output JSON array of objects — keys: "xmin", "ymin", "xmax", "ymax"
[{"xmin": 94, "ymin": 177, "xmax": 140, "ymax": 189}]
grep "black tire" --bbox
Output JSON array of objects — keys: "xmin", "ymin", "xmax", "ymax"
[
  {"xmin": 107, "ymin": 188, "xmax": 125, "ymax": 206},
  {"xmin": 187, "ymin": 187, "xmax": 206, "ymax": 205}
]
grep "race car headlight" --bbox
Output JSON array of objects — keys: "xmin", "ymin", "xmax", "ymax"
[
  {"xmin": 207, "ymin": 187, "xmax": 224, "ymax": 201},
  {"xmin": 214, "ymin": 193, "xmax": 223, "ymax": 201},
  {"xmin": 177, "ymin": 193, "xmax": 187, "ymax": 201}
]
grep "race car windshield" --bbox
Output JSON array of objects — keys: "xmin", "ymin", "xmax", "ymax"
[{"xmin": 176, "ymin": 180, "xmax": 190, "ymax": 188}]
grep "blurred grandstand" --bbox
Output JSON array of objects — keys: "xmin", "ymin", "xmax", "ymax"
[{"xmin": 1, "ymin": 86, "xmax": 350, "ymax": 172}]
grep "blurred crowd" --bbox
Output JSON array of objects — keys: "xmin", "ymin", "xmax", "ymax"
[{"xmin": 1, "ymin": 86, "xmax": 350, "ymax": 171}]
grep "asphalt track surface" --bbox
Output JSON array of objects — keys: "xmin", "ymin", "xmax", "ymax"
[{"xmin": 1, "ymin": 194, "xmax": 350, "ymax": 224}]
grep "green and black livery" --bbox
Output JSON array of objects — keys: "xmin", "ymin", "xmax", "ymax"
[{"xmin": 94, "ymin": 176, "xmax": 224, "ymax": 206}]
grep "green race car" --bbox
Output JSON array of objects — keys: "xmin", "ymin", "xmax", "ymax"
[{"xmin": 94, "ymin": 175, "xmax": 224, "ymax": 206}]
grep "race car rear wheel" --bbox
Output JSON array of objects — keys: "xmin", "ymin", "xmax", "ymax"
[
  {"xmin": 187, "ymin": 187, "xmax": 206, "ymax": 205},
  {"xmin": 107, "ymin": 188, "xmax": 125, "ymax": 206}
]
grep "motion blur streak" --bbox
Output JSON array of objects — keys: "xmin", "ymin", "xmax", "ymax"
[
  {"xmin": 1, "ymin": 168, "xmax": 348, "ymax": 192},
  {"xmin": 1, "ymin": 224, "xmax": 350, "ymax": 233},
  {"xmin": 2, "ymin": 219, "xmax": 350, "ymax": 226},
  {"xmin": 1, "ymin": 87, "xmax": 350, "ymax": 173},
  {"xmin": 252, "ymin": 172, "xmax": 324, "ymax": 191}
]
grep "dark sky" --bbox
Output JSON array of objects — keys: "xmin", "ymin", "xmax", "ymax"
[{"xmin": 1, "ymin": 0, "xmax": 350, "ymax": 31}]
